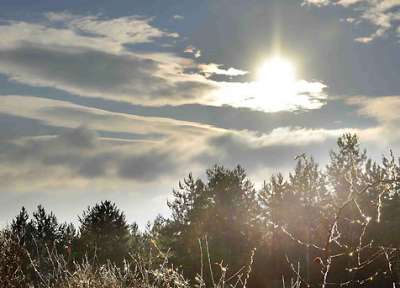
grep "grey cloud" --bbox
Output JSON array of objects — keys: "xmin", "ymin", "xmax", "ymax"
[
  {"xmin": 0, "ymin": 44, "xmax": 214, "ymax": 104},
  {"xmin": 56, "ymin": 125, "xmax": 97, "ymax": 149},
  {"xmin": 0, "ymin": 126, "xmax": 184, "ymax": 189},
  {"xmin": 0, "ymin": 113, "xmax": 65, "ymax": 141},
  {"xmin": 118, "ymin": 150, "xmax": 178, "ymax": 182},
  {"xmin": 1, "ymin": 126, "xmax": 96, "ymax": 164},
  {"xmin": 50, "ymin": 95, "xmax": 375, "ymax": 135},
  {"xmin": 0, "ymin": 112, "xmax": 340, "ymax": 191},
  {"xmin": 0, "ymin": 104, "xmax": 357, "ymax": 193},
  {"xmin": 77, "ymin": 153, "xmax": 118, "ymax": 178},
  {"xmin": 304, "ymin": 0, "xmax": 400, "ymax": 43},
  {"xmin": 197, "ymin": 131, "xmax": 337, "ymax": 173},
  {"xmin": 0, "ymin": 44, "xmax": 153, "ymax": 97}
]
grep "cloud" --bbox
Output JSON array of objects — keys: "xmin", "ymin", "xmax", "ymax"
[
  {"xmin": 342, "ymin": 96, "xmax": 400, "ymax": 161},
  {"xmin": 1, "ymin": 125, "xmax": 342, "ymax": 190},
  {"xmin": 302, "ymin": 0, "xmax": 331, "ymax": 6},
  {"xmin": 184, "ymin": 45, "xmax": 202, "ymax": 58},
  {"xmin": 0, "ymin": 13, "xmax": 176, "ymax": 53},
  {"xmin": 0, "ymin": 13, "xmax": 220, "ymax": 106},
  {"xmin": 45, "ymin": 12, "xmax": 179, "ymax": 46},
  {"xmin": 0, "ymin": 94, "xmax": 349, "ymax": 190},
  {"xmin": 198, "ymin": 63, "xmax": 248, "ymax": 77},
  {"xmin": 172, "ymin": 15, "xmax": 184, "ymax": 20},
  {"xmin": 0, "ymin": 44, "xmax": 216, "ymax": 105},
  {"xmin": 0, "ymin": 113, "xmax": 63, "ymax": 142},
  {"xmin": 348, "ymin": 96, "xmax": 399, "ymax": 122},
  {"xmin": 303, "ymin": 0, "xmax": 400, "ymax": 43},
  {"xmin": 212, "ymin": 79, "xmax": 327, "ymax": 112},
  {"xmin": 197, "ymin": 127, "xmax": 347, "ymax": 173},
  {"xmin": 0, "ymin": 95, "xmax": 221, "ymax": 141},
  {"xmin": 0, "ymin": 125, "xmax": 191, "ymax": 189},
  {"xmin": 0, "ymin": 94, "xmax": 216, "ymax": 189},
  {"xmin": 0, "ymin": 12, "xmax": 328, "ymax": 112},
  {"xmin": 117, "ymin": 150, "xmax": 178, "ymax": 181},
  {"xmin": 348, "ymin": 95, "xmax": 400, "ymax": 144}
]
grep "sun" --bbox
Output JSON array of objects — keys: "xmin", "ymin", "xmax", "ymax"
[
  {"xmin": 250, "ymin": 56, "xmax": 299, "ymax": 110},
  {"xmin": 214, "ymin": 55, "xmax": 324, "ymax": 112},
  {"xmin": 257, "ymin": 56, "xmax": 296, "ymax": 89}
]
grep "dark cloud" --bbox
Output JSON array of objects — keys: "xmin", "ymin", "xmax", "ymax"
[
  {"xmin": 0, "ymin": 113, "xmax": 64, "ymax": 141},
  {"xmin": 1, "ymin": 126, "xmax": 95, "ymax": 164},
  {"xmin": 197, "ymin": 131, "xmax": 336, "ymax": 173},
  {"xmin": 0, "ymin": 44, "xmax": 214, "ymax": 104},
  {"xmin": 0, "ymin": 114, "xmax": 342, "ymax": 190},
  {"xmin": 0, "ymin": 126, "xmax": 182, "ymax": 187},
  {"xmin": 77, "ymin": 153, "xmax": 117, "ymax": 178},
  {"xmin": 0, "ymin": 44, "xmax": 158, "ymax": 98},
  {"xmin": 118, "ymin": 150, "xmax": 178, "ymax": 181},
  {"xmin": 56, "ymin": 125, "xmax": 96, "ymax": 148}
]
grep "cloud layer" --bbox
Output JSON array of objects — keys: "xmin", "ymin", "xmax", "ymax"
[
  {"xmin": 0, "ymin": 93, "xmax": 348, "ymax": 191},
  {"xmin": 0, "ymin": 12, "xmax": 327, "ymax": 111}
]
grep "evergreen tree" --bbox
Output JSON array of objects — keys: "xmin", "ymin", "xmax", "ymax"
[
  {"xmin": 11, "ymin": 207, "xmax": 31, "ymax": 245},
  {"xmin": 78, "ymin": 200, "xmax": 130, "ymax": 265},
  {"xmin": 10, "ymin": 205, "xmax": 72, "ymax": 282},
  {"xmin": 327, "ymin": 133, "xmax": 367, "ymax": 204},
  {"xmin": 163, "ymin": 165, "xmax": 261, "ymax": 284}
]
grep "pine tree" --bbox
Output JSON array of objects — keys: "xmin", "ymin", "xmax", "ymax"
[
  {"xmin": 327, "ymin": 133, "xmax": 367, "ymax": 204},
  {"xmin": 163, "ymin": 165, "xmax": 261, "ymax": 284},
  {"xmin": 78, "ymin": 200, "xmax": 130, "ymax": 265}
]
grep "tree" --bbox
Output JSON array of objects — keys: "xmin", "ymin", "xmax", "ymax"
[
  {"xmin": 78, "ymin": 200, "xmax": 130, "ymax": 265},
  {"xmin": 276, "ymin": 134, "xmax": 400, "ymax": 287},
  {"xmin": 162, "ymin": 165, "xmax": 261, "ymax": 285},
  {"xmin": 11, "ymin": 207, "xmax": 30, "ymax": 243},
  {"xmin": 10, "ymin": 206, "xmax": 72, "ymax": 283},
  {"xmin": 30, "ymin": 205, "xmax": 64, "ymax": 250},
  {"xmin": 327, "ymin": 133, "xmax": 367, "ymax": 204},
  {"xmin": 258, "ymin": 157, "xmax": 330, "ymax": 285},
  {"xmin": 3, "ymin": 133, "xmax": 400, "ymax": 287},
  {"xmin": 11, "ymin": 206, "xmax": 70, "ymax": 255}
]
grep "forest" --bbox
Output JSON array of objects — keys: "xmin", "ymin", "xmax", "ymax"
[{"xmin": 1, "ymin": 134, "xmax": 400, "ymax": 288}]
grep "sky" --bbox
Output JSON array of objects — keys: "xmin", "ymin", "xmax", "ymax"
[{"xmin": 0, "ymin": 0, "xmax": 400, "ymax": 227}]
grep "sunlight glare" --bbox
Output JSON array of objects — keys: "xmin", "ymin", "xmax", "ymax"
[
  {"xmin": 213, "ymin": 55, "xmax": 326, "ymax": 112},
  {"xmin": 258, "ymin": 57, "xmax": 296, "ymax": 85},
  {"xmin": 257, "ymin": 57, "xmax": 296, "ymax": 91},
  {"xmin": 251, "ymin": 56, "xmax": 300, "ymax": 110}
]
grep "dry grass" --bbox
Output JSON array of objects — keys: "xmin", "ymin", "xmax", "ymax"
[{"xmin": 0, "ymin": 231, "xmax": 256, "ymax": 288}]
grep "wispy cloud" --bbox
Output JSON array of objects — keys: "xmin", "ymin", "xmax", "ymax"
[
  {"xmin": 172, "ymin": 14, "xmax": 184, "ymax": 21},
  {"xmin": 303, "ymin": 0, "xmax": 400, "ymax": 43},
  {"xmin": 348, "ymin": 95, "xmax": 400, "ymax": 144},
  {"xmin": 0, "ymin": 43, "xmax": 216, "ymax": 105},
  {"xmin": 0, "ymin": 13, "xmax": 217, "ymax": 105},
  {"xmin": 0, "ymin": 12, "xmax": 327, "ymax": 112},
  {"xmin": 1, "ymin": 13, "xmax": 176, "ymax": 52},
  {"xmin": 0, "ymin": 94, "xmax": 345, "ymax": 191},
  {"xmin": 0, "ymin": 11, "xmax": 339, "ymax": 191},
  {"xmin": 198, "ymin": 63, "xmax": 248, "ymax": 77},
  {"xmin": 0, "ymin": 95, "xmax": 215, "ymax": 190}
]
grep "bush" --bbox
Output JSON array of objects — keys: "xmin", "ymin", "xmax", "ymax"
[{"xmin": 0, "ymin": 229, "xmax": 29, "ymax": 288}]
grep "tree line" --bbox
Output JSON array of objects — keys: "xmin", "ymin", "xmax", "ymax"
[{"xmin": 1, "ymin": 134, "xmax": 400, "ymax": 287}]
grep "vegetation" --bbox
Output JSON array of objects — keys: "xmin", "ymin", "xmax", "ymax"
[{"xmin": 1, "ymin": 134, "xmax": 400, "ymax": 287}]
